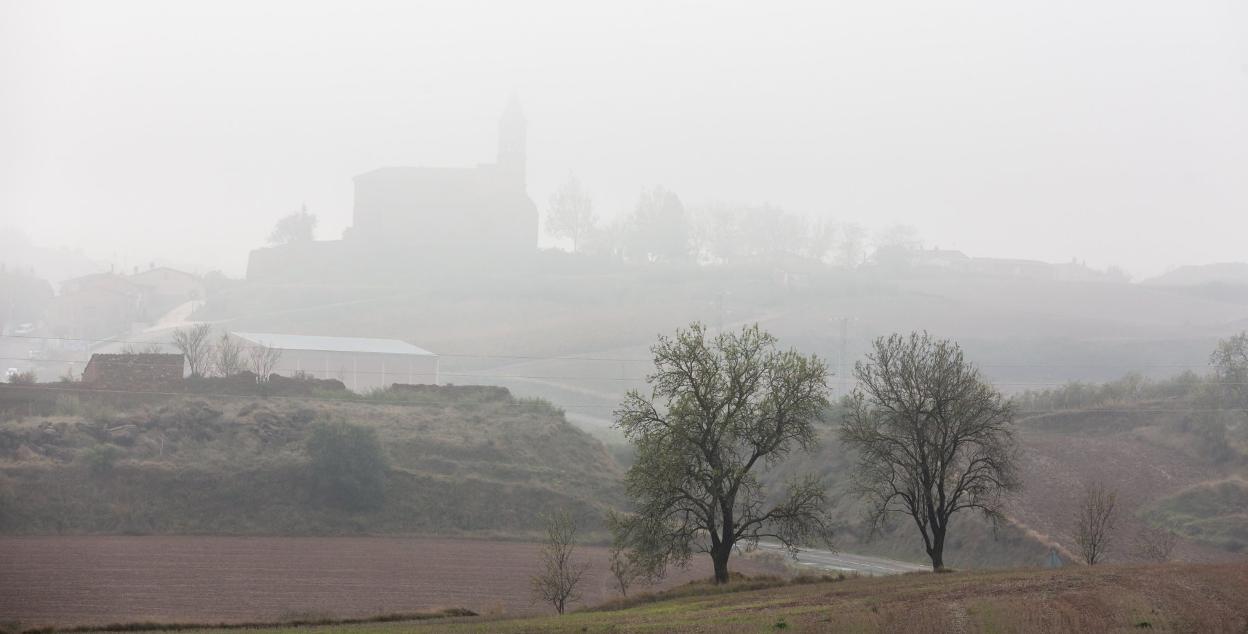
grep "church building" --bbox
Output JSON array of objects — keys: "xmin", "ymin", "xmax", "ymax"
[
  {"xmin": 346, "ymin": 95, "xmax": 537, "ymax": 259},
  {"xmin": 246, "ymin": 97, "xmax": 539, "ymax": 280}
]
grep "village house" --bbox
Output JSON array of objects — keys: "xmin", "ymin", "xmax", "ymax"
[{"xmin": 81, "ymin": 353, "xmax": 185, "ymax": 390}]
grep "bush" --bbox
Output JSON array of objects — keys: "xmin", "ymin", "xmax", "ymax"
[
  {"xmin": 54, "ymin": 393, "xmax": 83, "ymax": 417},
  {"xmin": 7, "ymin": 370, "xmax": 36, "ymax": 385},
  {"xmin": 306, "ymin": 421, "xmax": 387, "ymax": 511},
  {"xmin": 82, "ymin": 444, "xmax": 122, "ymax": 476}
]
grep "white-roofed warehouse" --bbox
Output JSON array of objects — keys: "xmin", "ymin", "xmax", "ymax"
[{"xmin": 230, "ymin": 332, "xmax": 438, "ymax": 393}]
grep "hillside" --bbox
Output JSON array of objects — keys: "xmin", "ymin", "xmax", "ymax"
[
  {"xmin": 764, "ymin": 392, "xmax": 1248, "ymax": 570},
  {"xmin": 155, "ymin": 266, "xmax": 1248, "ymax": 457},
  {"xmin": 0, "ymin": 384, "xmax": 623, "ymax": 536},
  {"xmin": 98, "ymin": 564, "xmax": 1248, "ymax": 633}
]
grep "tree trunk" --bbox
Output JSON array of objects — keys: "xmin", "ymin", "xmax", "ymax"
[
  {"xmin": 929, "ymin": 525, "xmax": 946, "ymax": 571},
  {"xmin": 711, "ymin": 545, "xmax": 732, "ymax": 584}
]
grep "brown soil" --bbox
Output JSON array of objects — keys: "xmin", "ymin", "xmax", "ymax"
[
  {"xmin": 1008, "ymin": 413, "xmax": 1243, "ymax": 563},
  {"xmin": 0, "ymin": 535, "xmax": 785, "ymax": 627}
]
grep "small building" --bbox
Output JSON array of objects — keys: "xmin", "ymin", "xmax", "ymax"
[
  {"xmin": 128, "ymin": 266, "xmax": 205, "ymax": 317},
  {"xmin": 230, "ymin": 332, "xmax": 438, "ymax": 393},
  {"xmin": 47, "ymin": 274, "xmax": 143, "ymax": 341},
  {"xmin": 82, "ymin": 353, "xmax": 185, "ymax": 390}
]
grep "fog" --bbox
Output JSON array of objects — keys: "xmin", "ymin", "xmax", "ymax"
[
  {"xmin": 3, "ymin": 0, "xmax": 1246, "ymax": 277},
  {"xmin": 5, "ymin": 2, "xmax": 1248, "ymax": 627}
]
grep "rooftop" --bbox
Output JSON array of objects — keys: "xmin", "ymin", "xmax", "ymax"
[{"xmin": 231, "ymin": 332, "xmax": 436, "ymax": 356}]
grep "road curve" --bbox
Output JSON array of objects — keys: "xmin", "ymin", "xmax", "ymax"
[{"xmin": 755, "ymin": 541, "xmax": 930, "ymax": 576}]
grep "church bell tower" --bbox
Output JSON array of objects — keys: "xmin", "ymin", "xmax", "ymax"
[{"xmin": 497, "ymin": 93, "xmax": 527, "ymax": 188}]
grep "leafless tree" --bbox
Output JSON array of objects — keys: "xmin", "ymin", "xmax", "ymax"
[
  {"xmin": 1134, "ymin": 524, "xmax": 1177, "ymax": 563},
  {"xmin": 623, "ymin": 186, "xmax": 690, "ymax": 263},
  {"xmin": 212, "ymin": 332, "xmax": 245, "ymax": 377},
  {"xmin": 1072, "ymin": 481, "xmax": 1118, "ymax": 565},
  {"xmin": 531, "ymin": 510, "xmax": 590, "ymax": 615},
  {"xmin": 121, "ymin": 342, "xmax": 165, "ymax": 355},
  {"xmin": 246, "ymin": 343, "xmax": 283, "ymax": 382},
  {"xmin": 170, "ymin": 324, "xmax": 213, "ymax": 378},
  {"xmin": 835, "ymin": 222, "xmax": 869, "ymax": 268},
  {"xmin": 841, "ymin": 332, "xmax": 1020, "ymax": 571},
  {"xmin": 607, "ymin": 538, "xmax": 643, "ymax": 597},
  {"xmin": 547, "ymin": 172, "xmax": 596, "ymax": 253}
]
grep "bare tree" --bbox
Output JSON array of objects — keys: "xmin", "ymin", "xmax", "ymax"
[
  {"xmin": 170, "ymin": 324, "xmax": 213, "ymax": 378},
  {"xmin": 1072, "ymin": 481, "xmax": 1118, "ymax": 565},
  {"xmin": 212, "ymin": 332, "xmax": 245, "ymax": 377},
  {"xmin": 841, "ymin": 332, "xmax": 1020, "ymax": 571},
  {"xmin": 121, "ymin": 342, "xmax": 166, "ymax": 355},
  {"xmin": 835, "ymin": 222, "xmax": 868, "ymax": 269},
  {"xmin": 623, "ymin": 186, "xmax": 691, "ymax": 263},
  {"xmin": 613, "ymin": 323, "xmax": 834, "ymax": 584},
  {"xmin": 607, "ymin": 539, "xmax": 643, "ymax": 597},
  {"xmin": 246, "ymin": 343, "xmax": 283, "ymax": 382},
  {"xmin": 547, "ymin": 173, "xmax": 596, "ymax": 253},
  {"xmin": 531, "ymin": 510, "xmax": 590, "ymax": 615},
  {"xmin": 1134, "ymin": 524, "xmax": 1179, "ymax": 563}
]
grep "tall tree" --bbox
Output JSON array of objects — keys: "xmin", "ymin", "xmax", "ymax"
[
  {"xmin": 246, "ymin": 342, "xmax": 283, "ymax": 382},
  {"xmin": 841, "ymin": 332, "xmax": 1020, "ymax": 571},
  {"xmin": 835, "ymin": 223, "xmax": 868, "ymax": 269},
  {"xmin": 267, "ymin": 204, "xmax": 317, "ymax": 245},
  {"xmin": 624, "ymin": 186, "xmax": 691, "ymax": 263},
  {"xmin": 613, "ymin": 323, "xmax": 834, "ymax": 584},
  {"xmin": 546, "ymin": 173, "xmax": 596, "ymax": 253},
  {"xmin": 212, "ymin": 331, "xmax": 245, "ymax": 377},
  {"xmin": 1210, "ymin": 332, "xmax": 1248, "ymax": 406}
]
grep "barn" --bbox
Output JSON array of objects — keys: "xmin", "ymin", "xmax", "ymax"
[{"xmin": 230, "ymin": 332, "xmax": 438, "ymax": 393}]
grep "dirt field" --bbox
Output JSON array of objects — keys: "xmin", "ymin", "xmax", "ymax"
[
  {"xmin": 1008, "ymin": 412, "xmax": 1241, "ymax": 563},
  {"xmin": 0, "ymin": 536, "xmax": 785, "ymax": 627}
]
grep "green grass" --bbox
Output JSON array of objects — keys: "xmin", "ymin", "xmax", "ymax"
[
  {"xmin": 0, "ymin": 389, "xmax": 623, "ymax": 536},
  {"xmin": 1143, "ymin": 479, "xmax": 1248, "ymax": 553}
]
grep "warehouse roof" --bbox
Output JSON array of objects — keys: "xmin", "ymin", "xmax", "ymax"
[{"xmin": 231, "ymin": 332, "xmax": 436, "ymax": 356}]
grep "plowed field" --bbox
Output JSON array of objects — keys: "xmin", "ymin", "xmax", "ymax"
[{"xmin": 0, "ymin": 536, "xmax": 783, "ymax": 627}]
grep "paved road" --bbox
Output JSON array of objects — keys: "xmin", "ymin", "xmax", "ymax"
[{"xmin": 755, "ymin": 542, "xmax": 930, "ymax": 576}]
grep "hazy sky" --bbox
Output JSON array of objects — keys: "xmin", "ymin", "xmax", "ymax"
[{"xmin": 2, "ymin": 0, "xmax": 1245, "ymax": 278}]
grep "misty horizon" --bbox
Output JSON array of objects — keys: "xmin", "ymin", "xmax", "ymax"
[{"xmin": 3, "ymin": 0, "xmax": 1246, "ymax": 279}]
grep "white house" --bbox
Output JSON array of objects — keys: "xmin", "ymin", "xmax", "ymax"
[{"xmin": 230, "ymin": 332, "xmax": 438, "ymax": 393}]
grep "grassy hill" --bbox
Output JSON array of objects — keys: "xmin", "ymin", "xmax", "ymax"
[
  {"xmin": 0, "ymin": 384, "xmax": 623, "ymax": 537},
  {"xmin": 85, "ymin": 564, "xmax": 1248, "ymax": 633}
]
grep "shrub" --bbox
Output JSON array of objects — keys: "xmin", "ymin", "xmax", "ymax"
[
  {"xmin": 53, "ymin": 393, "xmax": 84, "ymax": 416},
  {"xmin": 306, "ymin": 421, "xmax": 387, "ymax": 511},
  {"xmin": 82, "ymin": 445, "xmax": 122, "ymax": 476},
  {"xmin": 7, "ymin": 370, "xmax": 36, "ymax": 385}
]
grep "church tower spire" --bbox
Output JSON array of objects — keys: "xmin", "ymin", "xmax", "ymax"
[{"xmin": 498, "ymin": 92, "xmax": 526, "ymax": 188}]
